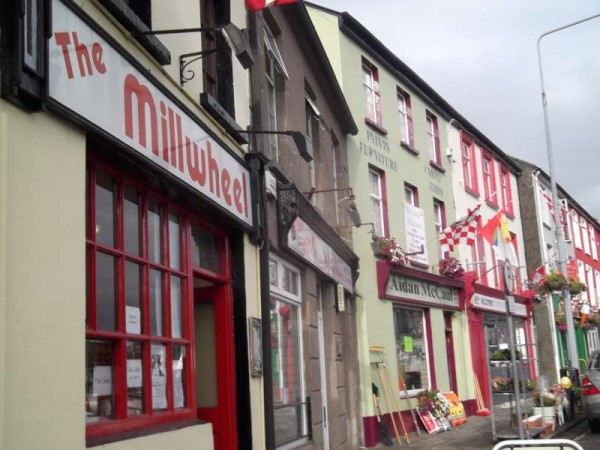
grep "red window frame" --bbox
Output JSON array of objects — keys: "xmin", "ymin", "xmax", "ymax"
[
  {"xmin": 404, "ymin": 183, "xmax": 419, "ymax": 207},
  {"xmin": 426, "ymin": 111, "xmax": 442, "ymax": 167},
  {"xmin": 85, "ymin": 157, "xmax": 227, "ymax": 439},
  {"xmin": 500, "ymin": 165, "xmax": 513, "ymax": 217},
  {"xmin": 460, "ymin": 132, "xmax": 478, "ymax": 196},
  {"xmin": 481, "ymin": 151, "xmax": 497, "ymax": 207},
  {"xmin": 362, "ymin": 58, "xmax": 382, "ymax": 128},
  {"xmin": 398, "ymin": 87, "xmax": 415, "ymax": 149}
]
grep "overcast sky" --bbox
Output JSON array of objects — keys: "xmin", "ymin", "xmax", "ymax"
[{"xmin": 313, "ymin": 1, "xmax": 600, "ymax": 219}]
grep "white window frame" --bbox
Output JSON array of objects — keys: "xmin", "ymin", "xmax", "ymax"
[
  {"xmin": 266, "ymin": 55, "xmax": 279, "ymax": 161},
  {"xmin": 434, "ymin": 201, "xmax": 444, "ymax": 260},
  {"xmin": 573, "ymin": 213, "xmax": 582, "ymax": 249},
  {"xmin": 362, "ymin": 63, "xmax": 377, "ymax": 123},
  {"xmin": 426, "ymin": 113, "xmax": 440, "ymax": 165},
  {"xmin": 462, "ymin": 141, "xmax": 473, "ymax": 190},
  {"xmin": 405, "ymin": 185, "xmax": 416, "ymax": 206},
  {"xmin": 398, "ymin": 92, "xmax": 409, "ymax": 143},
  {"xmin": 591, "ymin": 227, "xmax": 598, "ymax": 260},
  {"xmin": 369, "ymin": 169, "xmax": 385, "ymax": 236},
  {"xmin": 578, "ymin": 261, "xmax": 589, "ymax": 303},
  {"xmin": 587, "ymin": 265, "xmax": 595, "ymax": 306},
  {"xmin": 595, "ymin": 271, "xmax": 600, "ymax": 306},
  {"xmin": 268, "ymin": 255, "xmax": 307, "ymax": 449},
  {"xmin": 393, "ymin": 305, "xmax": 431, "ymax": 397}
]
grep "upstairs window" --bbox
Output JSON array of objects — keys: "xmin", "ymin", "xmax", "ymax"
[
  {"xmin": 404, "ymin": 183, "xmax": 418, "ymax": 207},
  {"xmin": 426, "ymin": 111, "xmax": 442, "ymax": 167},
  {"xmin": 500, "ymin": 165, "xmax": 513, "ymax": 216},
  {"xmin": 305, "ymin": 93, "xmax": 320, "ymax": 193},
  {"xmin": 264, "ymin": 25, "xmax": 288, "ymax": 162},
  {"xmin": 398, "ymin": 88, "xmax": 414, "ymax": 148},
  {"xmin": 433, "ymin": 200, "xmax": 445, "ymax": 260},
  {"xmin": 369, "ymin": 168, "xmax": 387, "ymax": 237},
  {"xmin": 591, "ymin": 227, "xmax": 598, "ymax": 260},
  {"xmin": 461, "ymin": 134, "xmax": 478, "ymax": 195},
  {"xmin": 362, "ymin": 58, "xmax": 382, "ymax": 127},
  {"xmin": 573, "ymin": 212, "xmax": 583, "ymax": 249},
  {"xmin": 482, "ymin": 153, "xmax": 497, "ymax": 206},
  {"xmin": 582, "ymin": 218, "xmax": 591, "ymax": 255}
]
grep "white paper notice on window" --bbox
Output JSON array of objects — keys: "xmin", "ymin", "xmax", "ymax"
[
  {"xmin": 93, "ymin": 366, "xmax": 112, "ymax": 396},
  {"xmin": 404, "ymin": 203, "xmax": 428, "ymax": 266},
  {"xmin": 126, "ymin": 306, "xmax": 141, "ymax": 334},
  {"xmin": 173, "ymin": 369, "xmax": 184, "ymax": 408},
  {"xmin": 151, "ymin": 344, "xmax": 167, "ymax": 409},
  {"xmin": 127, "ymin": 359, "xmax": 143, "ymax": 388}
]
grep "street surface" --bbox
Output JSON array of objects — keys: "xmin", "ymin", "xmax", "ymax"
[{"xmin": 556, "ymin": 420, "xmax": 600, "ymax": 449}]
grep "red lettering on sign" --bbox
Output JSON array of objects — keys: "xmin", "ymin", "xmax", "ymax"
[{"xmin": 54, "ymin": 31, "xmax": 106, "ymax": 79}]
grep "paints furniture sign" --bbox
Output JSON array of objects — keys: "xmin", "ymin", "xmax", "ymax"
[
  {"xmin": 385, "ymin": 274, "xmax": 459, "ymax": 309},
  {"xmin": 48, "ymin": 0, "xmax": 252, "ymax": 227},
  {"xmin": 471, "ymin": 293, "xmax": 527, "ymax": 318}
]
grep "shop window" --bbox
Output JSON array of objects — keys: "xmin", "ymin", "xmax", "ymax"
[
  {"xmin": 393, "ymin": 306, "xmax": 430, "ymax": 394},
  {"xmin": 269, "ymin": 256, "xmax": 307, "ymax": 448},
  {"xmin": 0, "ymin": 0, "xmax": 45, "ymax": 108},
  {"xmin": 86, "ymin": 162, "xmax": 223, "ymax": 438}
]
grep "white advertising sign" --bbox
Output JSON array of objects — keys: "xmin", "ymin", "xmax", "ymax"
[
  {"xmin": 125, "ymin": 306, "xmax": 141, "ymax": 334},
  {"xmin": 287, "ymin": 217, "xmax": 353, "ymax": 292},
  {"xmin": 92, "ymin": 366, "xmax": 112, "ymax": 396},
  {"xmin": 385, "ymin": 274, "xmax": 459, "ymax": 309},
  {"xmin": 48, "ymin": 0, "xmax": 252, "ymax": 226},
  {"xmin": 471, "ymin": 293, "xmax": 527, "ymax": 318},
  {"xmin": 127, "ymin": 359, "xmax": 143, "ymax": 388},
  {"xmin": 404, "ymin": 204, "xmax": 428, "ymax": 266}
]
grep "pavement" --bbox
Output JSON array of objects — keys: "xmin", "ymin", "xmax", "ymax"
[{"xmin": 368, "ymin": 412, "xmax": 586, "ymax": 450}]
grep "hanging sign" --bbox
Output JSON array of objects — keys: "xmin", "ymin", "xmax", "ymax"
[{"xmin": 48, "ymin": 0, "xmax": 252, "ymax": 227}]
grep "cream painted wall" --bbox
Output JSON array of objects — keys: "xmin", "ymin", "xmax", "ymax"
[
  {"xmin": 307, "ymin": 9, "xmax": 344, "ymax": 87},
  {"xmin": 1, "ymin": 101, "xmax": 86, "ymax": 450},
  {"xmin": 0, "ymin": 107, "xmax": 8, "ymax": 449}
]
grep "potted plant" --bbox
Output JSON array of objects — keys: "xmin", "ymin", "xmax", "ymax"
[
  {"xmin": 537, "ymin": 270, "xmax": 567, "ymax": 294},
  {"xmin": 569, "ymin": 279, "xmax": 587, "ymax": 296},
  {"xmin": 438, "ymin": 257, "xmax": 465, "ymax": 281},
  {"xmin": 533, "ymin": 390, "xmax": 556, "ymax": 428},
  {"xmin": 371, "ymin": 235, "xmax": 407, "ymax": 266}
]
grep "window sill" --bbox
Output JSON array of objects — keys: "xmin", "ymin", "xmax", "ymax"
[
  {"xmin": 504, "ymin": 211, "xmax": 515, "ymax": 220},
  {"xmin": 486, "ymin": 200, "xmax": 499, "ymax": 210},
  {"xmin": 364, "ymin": 118, "xmax": 388, "ymax": 135},
  {"xmin": 401, "ymin": 141, "xmax": 419, "ymax": 155},
  {"xmin": 87, "ymin": 417, "xmax": 203, "ymax": 447},
  {"xmin": 409, "ymin": 260, "xmax": 429, "ymax": 269},
  {"xmin": 464, "ymin": 186, "xmax": 480, "ymax": 199},
  {"xmin": 97, "ymin": 0, "xmax": 171, "ymax": 65},
  {"xmin": 429, "ymin": 160, "xmax": 445, "ymax": 173}
]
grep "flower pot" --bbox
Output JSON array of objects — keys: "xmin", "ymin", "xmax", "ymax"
[{"xmin": 533, "ymin": 406, "xmax": 556, "ymax": 430}]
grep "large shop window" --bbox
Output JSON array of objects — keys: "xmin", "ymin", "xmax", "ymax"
[
  {"xmin": 85, "ymin": 162, "xmax": 223, "ymax": 438},
  {"xmin": 269, "ymin": 256, "xmax": 307, "ymax": 448},
  {"xmin": 393, "ymin": 306, "xmax": 430, "ymax": 395}
]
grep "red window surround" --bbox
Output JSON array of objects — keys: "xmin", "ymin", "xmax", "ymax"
[
  {"xmin": 85, "ymin": 157, "xmax": 228, "ymax": 440},
  {"xmin": 481, "ymin": 152, "xmax": 497, "ymax": 207},
  {"xmin": 426, "ymin": 111, "xmax": 442, "ymax": 169},
  {"xmin": 362, "ymin": 58, "xmax": 383, "ymax": 128},
  {"xmin": 460, "ymin": 132, "xmax": 478, "ymax": 196},
  {"xmin": 404, "ymin": 183, "xmax": 419, "ymax": 207},
  {"xmin": 500, "ymin": 165, "xmax": 513, "ymax": 217}
]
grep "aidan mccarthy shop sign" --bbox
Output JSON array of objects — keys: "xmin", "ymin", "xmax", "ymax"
[
  {"xmin": 385, "ymin": 274, "xmax": 460, "ymax": 309},
  {"xmin": 47, "ymin": 0, "xmax": 252, "ymax": 227}
]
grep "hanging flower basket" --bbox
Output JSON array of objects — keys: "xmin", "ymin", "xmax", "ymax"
[
  {"xmin": 371, "ymin": 235, "xmax": 407, "ymax": 267},
  {"xmin": 438, "ymin": 257, "xmax": 465, "ymax": 281},
  {"xmin": 537, "ymin": 270, "xmax": 567, "ymax": 294},
  {"xmin": 569, "ymin": 279, "xmax": 587, "ymax": 296}
]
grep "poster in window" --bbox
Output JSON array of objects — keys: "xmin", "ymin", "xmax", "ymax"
[
  {"xmin": 93, "ymin": 366, "xmax": 112, "ymax": 396},
  {"xmin": 404, "ymin": 203, "xmax": 428, "ymax": 265},
  {"xmin": 151, "ymin": 344, "xmax": 167, "ymax": 409},
  {"xmin": 127, "ymin": 359, "xmax": 142, "ymax": 388},
  {"xmin": 126, "ymin": 306, "xmax": 141, "ymax": 334},
  {"xmin": 173, "ymin": 368, "xmax": 184, "ymax": 408}
]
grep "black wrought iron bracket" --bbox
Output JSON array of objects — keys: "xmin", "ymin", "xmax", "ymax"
[{"xmin": 179, "ymin": 49, "xmax": 218, "ymax": 86}]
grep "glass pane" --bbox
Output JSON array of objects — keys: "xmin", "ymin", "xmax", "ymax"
[
  {"xmin": 96, "ymin": 252, "xmax": 116, "ymax": 331},
  {"xmin": 191, "ymin": 223, "xmax": 221, "ymax": 272},
  {"xmin": 125, "ymin": 261, "xmax": 142, "ymax": 334},
  {"xmin": 196, "ymin": 302, "xmax": 218, "ymax": 408},
  {"xmin": 269, "ymin": 259, "xmax": 278, "ymax": 287},
  {"xmin": 271, "ymin": 298, "xmax": 305, "ymax": 446},
  {"xmin": 282, "ymin": 267, "xmax": 298, "ymax": 296},
  {"xmin": 86, "ymin": 340, "xmax": 114, "ymax": 423},
  {"xmin": 151, "ymin": 343, "xmax": 167, "ymax": 411},
  {"xmin": 150, "ymin": 269, "xmax": 163, "ymax": 336},
  {"xmin": 172, "ymin": 345, "xmax": 186, "ymax": 409},
  {"xmin": 393, "ymin": 308, "xmax": 428, "ymax": 391},
  {"xmin": 168, "ymin": 211, "xmax": 181, "ymax": 270},
  {"xmin": 148, "ymin": 199, "xmax": 162, "ymax": 264},
  {"xmin": 171, "ymin": 276, "xmax": 183, "ymax": 338},
  {"xmin": 126, "ymin": 341, "xmax": 144, "ymax": 416},
  {"xmin": 95, "ymin": 171, "xmax": 115, "ymax": 247},
  {"xmin": 124, "ymin": 186, "xmax": 141, "ymax": 256}
]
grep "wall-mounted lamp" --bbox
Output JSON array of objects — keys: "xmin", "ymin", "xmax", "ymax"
[
  {"xmin": 243, "ymin": 130, "xmax": 312, "ymax": 162},
  {"xmin": 132, "ymin": 23, "xmax": 254, "ymax": 85}
]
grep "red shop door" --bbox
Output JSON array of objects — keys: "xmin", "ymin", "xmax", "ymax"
[{"xmin": 194, "ymin": 285, "xmax": 238, "ymax": 450}]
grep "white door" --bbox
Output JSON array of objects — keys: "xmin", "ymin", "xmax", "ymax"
[{"xmin": 317, "ymin": 285, "xmax": 330, "ymax": 450}]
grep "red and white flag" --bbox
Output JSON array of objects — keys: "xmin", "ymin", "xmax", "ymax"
[
  {"xmin": 246, "ymin": 0, "xmax": 299, "ymax": 11},
  {"xmin": 439, "ymin": 204, "xmax": 482, "ymax": 253},
  {"xmin": 530, "ymin": 265, "xmax": 546, "ymax": 285}
]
